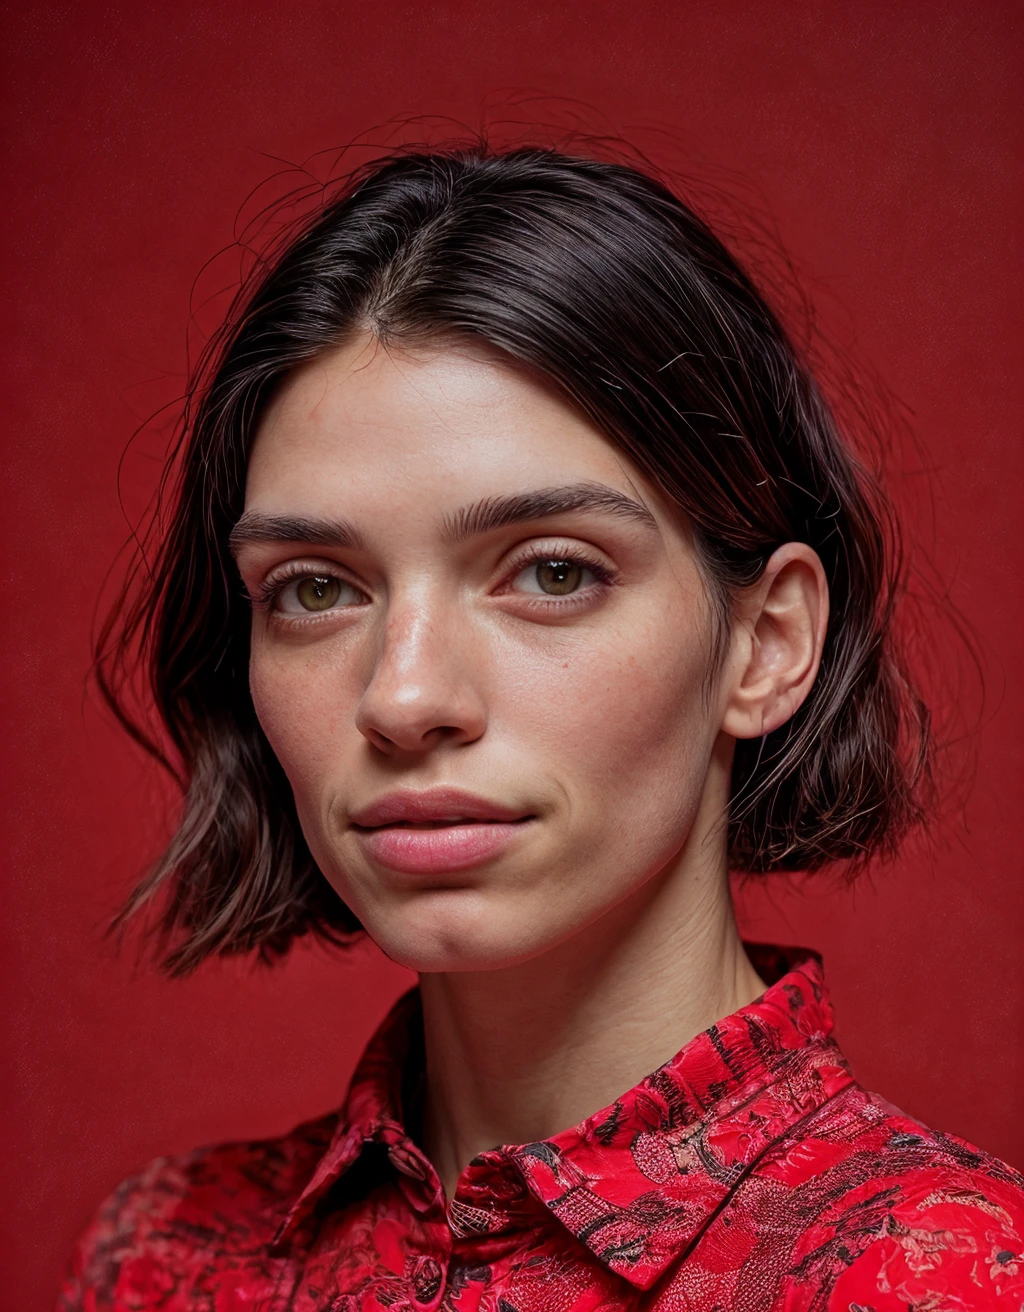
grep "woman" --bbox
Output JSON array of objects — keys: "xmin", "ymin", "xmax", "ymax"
[{"xmin": 61, "ymin": 146, "xmax": 1024, "ymax": 1309}]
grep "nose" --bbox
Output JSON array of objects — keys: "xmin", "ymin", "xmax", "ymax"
[{"xmin": 355, "ymin": 593, "xmax": 488, "ymax": 756}]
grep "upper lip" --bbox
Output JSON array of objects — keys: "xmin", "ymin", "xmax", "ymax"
[{"xmin": 350, "ymin": 787, "xmax": 532, "ymax": 828}]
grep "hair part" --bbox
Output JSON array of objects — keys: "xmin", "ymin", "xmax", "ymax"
[{"xmin": 98, "ymin": 144, "xmax": 932, "ymax": 975}]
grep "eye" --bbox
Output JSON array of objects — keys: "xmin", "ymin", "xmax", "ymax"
[
  {"xmin": 274, "ymin": 573, "xmax": 363, "ymax": 615},
  {"xmin": 512, "ymin": 558, "xmax": 596, "ymax": 596}
]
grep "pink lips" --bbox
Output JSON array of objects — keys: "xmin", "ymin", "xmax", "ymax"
[{"xmin": 350, "ymin": 786, "xmax": 534, "ymax": 875}]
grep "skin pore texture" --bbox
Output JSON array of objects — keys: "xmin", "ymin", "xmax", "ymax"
[{"xmin": 235, "ymin": 333, "xmax": 828, "ymax": 1200}]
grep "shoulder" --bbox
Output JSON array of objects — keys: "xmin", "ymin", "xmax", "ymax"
[
  {"xmin": 820, "ymin": 1147, "xmax": 1024, "ymax": 1309},
  {"xmin": 762, "ymin": 1084, "xmax": 1024, "ymax": 1309},
  {"xmin": 56, "ymin": 1111, "xmax": 336, "ymax": 1310}
]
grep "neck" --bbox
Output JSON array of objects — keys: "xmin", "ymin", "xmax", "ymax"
[{"xmin": 417, "ymin": 812, "xmax": 764, "ymax": 1200}]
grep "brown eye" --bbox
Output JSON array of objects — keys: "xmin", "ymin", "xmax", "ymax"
[
  {"xmin": 295, "ymin": 575, "xmax": 342, "ymax": 611},
  {"xmin": 270, "ymin": 571, "xmax": 363, "ymax": 617},
  {"xmin": 534, "ymin": 560, "xmax": 584, "ymax": 595},
  {"xmin": 511, "ymin": 556, "xmax": 601, "ymax": 598}
]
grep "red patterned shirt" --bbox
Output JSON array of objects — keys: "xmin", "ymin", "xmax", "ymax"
[{"xmin": 59, "ymin": 947, "xmax": 1024, "ymax": 1310}]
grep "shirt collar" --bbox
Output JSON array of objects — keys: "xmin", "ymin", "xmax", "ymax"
[
  {"xmin": 272, "ymin": 946, "xmax": 855, "ymax": 1288},
  {"xmin": 271, "ymin": 988, "xmax": 423, "ymax": 1247}
]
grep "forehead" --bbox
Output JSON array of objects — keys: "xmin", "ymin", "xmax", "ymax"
[{"xmin": 245, "ymin": 335, "xmax": 652, "ymax": 516}]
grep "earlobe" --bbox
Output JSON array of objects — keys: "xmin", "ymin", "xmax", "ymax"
[{"xmin": 720, "ymin": 544, "xmax": 829, "ymax": 741}]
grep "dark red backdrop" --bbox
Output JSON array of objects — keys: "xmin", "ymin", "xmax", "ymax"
[{"xmin": 4, "ymin": 3, "xmax": 1022, "ymax": 1307}]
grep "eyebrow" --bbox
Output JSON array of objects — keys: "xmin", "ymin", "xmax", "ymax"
[
  {"xmin": 228, "ymin": 482, "xmax": 656, "ymax": 555},
  {"xmin": 229, "ymin": 512, "xmax": 363, "ymax": 555},
  {"xmin": 441, "ymin": 482, "xmax": 657, "ymax": 542}
]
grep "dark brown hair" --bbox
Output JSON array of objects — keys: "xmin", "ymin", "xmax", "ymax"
[{"xmin": 99, "ymin": 145, "xmax": 931, "ymax": 974}]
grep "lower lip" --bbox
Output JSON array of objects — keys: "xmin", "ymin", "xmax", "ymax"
[{"xmin": 354, "ymin": 821, "xmax": 531, "ymax": 874}]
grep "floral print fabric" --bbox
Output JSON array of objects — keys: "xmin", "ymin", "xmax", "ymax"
[{"xmin": 59, "ymin": 947, "xmax": 1024, "ymax": 1310}]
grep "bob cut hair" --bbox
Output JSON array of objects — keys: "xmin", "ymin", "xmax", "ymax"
[{"xmin": 100, "ymin": 145, "xmax": 931, "ymax": 975}]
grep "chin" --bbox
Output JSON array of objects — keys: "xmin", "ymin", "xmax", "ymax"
[{"xmin": 359, "ymin": 888, "xmax": 559, "ymax": 975}]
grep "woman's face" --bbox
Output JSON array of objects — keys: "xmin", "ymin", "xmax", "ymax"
[{"xmin": 236, "ymin": 335, "xmax": 736, "ymax": 972}]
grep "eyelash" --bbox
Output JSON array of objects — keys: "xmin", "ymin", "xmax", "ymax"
[
  {"xmin": 498, "ymin": 544, "xmax": 617, "ymax": 606},
  {"xmin": 247, "ymin": 560, "xmax": 354, "ymax": 614},
  {"xmin": 248, "ymin": 545, "xmax": 618, "ymax": 621}
]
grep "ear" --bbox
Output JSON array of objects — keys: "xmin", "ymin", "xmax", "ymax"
[{"xmin": 720, "ymin": 543, "xmax": 829, "ymax": 740}]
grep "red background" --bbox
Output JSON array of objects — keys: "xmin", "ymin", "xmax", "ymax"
[{"xmin": 3, "ymin": 3, "xmax": 1022, "ymax": 1307}]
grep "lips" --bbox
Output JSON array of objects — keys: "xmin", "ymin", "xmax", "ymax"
[
  {"xmin": 350, "ymin": 787, "xmax": 534, "ymax": 874},
  {"xmin": 351, "ymin": 787, "xmax": 531, "ymax": 829}
]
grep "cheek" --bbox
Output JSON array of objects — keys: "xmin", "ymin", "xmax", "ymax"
[
  {"xmin": 247, "ymin": 634, "xmax": 356, "ymax": 804},
  {"xmin": 502, "ymin": 599, "xmax": 718, "ymax": 812}
]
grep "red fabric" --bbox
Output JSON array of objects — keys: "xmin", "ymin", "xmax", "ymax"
[{"xmin": 57, "ymin": 948, "xmax": 1024, "ymax": 1310}]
